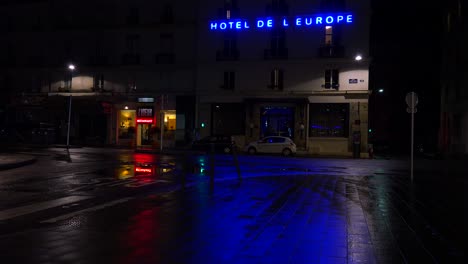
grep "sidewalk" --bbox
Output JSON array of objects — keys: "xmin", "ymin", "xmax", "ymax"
[{"xmin": 0, "ymin": 154, "xmax": 37, "ymax": 170}]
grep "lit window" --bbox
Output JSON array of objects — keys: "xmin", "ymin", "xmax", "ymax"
[
  {"xmin": 325, "ymin": 26, "xmax": 333, "ymax": 45},
  {"xmin": 269, "ymin": 68, "xmax": 284, "ymax": 90},
  {"xmin": 226, "ymin": 9, "xmax": 231, "ymax": 19},
  {"xmin": 324, "ymin": 69, "xmax": 339, "ymax": 89}
]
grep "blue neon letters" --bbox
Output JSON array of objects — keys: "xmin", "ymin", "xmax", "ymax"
[{"xmin": 209, "ymin": 14, "xmax": 353, "ymax": 31}]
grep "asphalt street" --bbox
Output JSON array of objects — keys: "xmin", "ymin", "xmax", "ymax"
[{"xmin": 0, "ymin": 147, "xmax": 465, "ymax": 263}]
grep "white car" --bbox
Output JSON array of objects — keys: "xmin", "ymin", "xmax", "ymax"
[{"xmin": 244, "ymin": 136, "xmax": 297, "ymax": 156}]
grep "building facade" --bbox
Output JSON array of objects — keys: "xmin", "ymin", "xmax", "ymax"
[
  {"xmin": 0, "ymin": 0, "xmax": 198, "ymax": 148},
  {"xmin": 196, "ymin": 0, "xmax": 371, "ymax": 156},
  {"xmin": 1, "ymin": 0, "xmax": 371, "ymax": 156},
  {"xmin": 439, "ymin": 0, "xmax": 467, "ymax": 157}
]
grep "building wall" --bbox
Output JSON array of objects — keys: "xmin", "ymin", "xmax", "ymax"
[{"xmin": 196, "ymin": 0, "xmax": 370, "ymax": 156}]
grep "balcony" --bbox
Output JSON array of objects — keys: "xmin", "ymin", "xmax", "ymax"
[
  {"xmin": 264, "ymin": 49, "xmax": 288, "ymax": 60},
  {"xmin": 122, "ymin": 53, "xmax": 140, "ymax": 65},
  {"xmin": 88, "ymin": 56, "xmax": 108, "ymax": 66},
  {"xmin": 318, "ymin": 45, "xmax": 345, "ymax": 58},
  {"xmin": 216, "ymin": 49, "xmax": 239, "ymax": 61},
  {"xmin": 155, "ymin": 53, "xmax": 175, "ymax": 64}
]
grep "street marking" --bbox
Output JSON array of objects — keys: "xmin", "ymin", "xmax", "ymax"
[
  {"xmin": 40, "ymin": 197, "xmax": 133, "ymax": 224},
  {"xmin": 0, "ymin": 196, "xmax": 91, "ymax": 221}
]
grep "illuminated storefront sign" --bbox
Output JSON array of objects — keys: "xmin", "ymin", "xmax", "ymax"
[
  {"xmin": 135, "ymin": 167, "xmax": 152, "ymax": 173},
  {"xmin": 137, "ymin": 118, "xmax": 153, "ymax": 124},
  {"xmin": 209, "ymin": 13, "xmax": 353, "ymax": 31},
  {"xmin": 137, "ymin": 107, "xmax": 153, "ymax": 117}
]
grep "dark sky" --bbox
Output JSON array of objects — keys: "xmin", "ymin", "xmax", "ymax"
[{"xmin": 370, "ymin": 0, "xmax": 445, "ymax": 150}]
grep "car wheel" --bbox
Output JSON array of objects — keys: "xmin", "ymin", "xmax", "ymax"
[
  {"xmin": 282, "ymin": 148, "xmax": 292, "ymax": 156},
  {"xmin": 248, "ymin": 147, "xmax": 256, "ymax": 154},
  {"xmin": 223, "ymin": 147, "xmax": 231, "ymax": 154}
]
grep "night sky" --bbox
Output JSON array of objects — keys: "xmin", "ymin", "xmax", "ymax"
[{"xmin": 370, "ymin": 0, "xmax": 445, "ymax": 152}]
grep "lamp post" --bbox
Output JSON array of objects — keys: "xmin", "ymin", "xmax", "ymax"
[{"xmin": 66, "ymin": 64, "xmax": 75, "ymax": 149}]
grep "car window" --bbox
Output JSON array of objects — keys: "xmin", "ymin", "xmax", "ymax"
[{"xmin": 270, "ymin": 137, "xmax": 286, "ymax": 143}]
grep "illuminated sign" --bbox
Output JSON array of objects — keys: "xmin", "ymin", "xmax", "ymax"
[
  {"xmin": 137, "ymin": 118, "xmax": 153, "ymax": 124},
  {"xmin": 138, "ymin": 97, "xmax": 155, "ymax": 103},
  {"xmin": 137, "ymin": 107, "xmax": 153, "ymax": 118},
  {"xmin": 209, "ymin": 13, "xmax": 353, "ymax": 31},
  {"xmin": 135, "ymin": 167, "xmax": 152, "ymax": 173}
]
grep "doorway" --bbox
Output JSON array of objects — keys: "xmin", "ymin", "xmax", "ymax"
[
  {"xmin": 137, "ymin": 124, "xmax": 153, "ymax": 147},
  {"xmin": 260, "ymin": 106, "xmax": 295, "ymax": 138}
]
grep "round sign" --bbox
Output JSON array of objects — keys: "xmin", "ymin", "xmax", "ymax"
[{"xmin": 405, "ymin": 92, "xmax": 419, "ymax": 108}]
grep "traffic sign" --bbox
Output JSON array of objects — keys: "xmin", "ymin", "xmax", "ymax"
[{"xmin": 405, "ymin": 92, "xmax": 419, "ymax": 108}]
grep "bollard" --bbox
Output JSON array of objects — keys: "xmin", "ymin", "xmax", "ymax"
[{"xmin": 209, "ymin": 142, "xmax": 215, "ymax": 186}]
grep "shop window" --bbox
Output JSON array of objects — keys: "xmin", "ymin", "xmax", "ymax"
[
  {"xmin": 119, "ymin": 110, "xmax": 136, "ymax": 139},
  {"xmin": 309, "ymin": 103, "xmax": 349, "ymax": 137},
  {"xmin": 212, "ymin": 103, "xmax": 245, "ymax": 135},
  {"xmin": 260, "ymin": 106, "xmax": 295, "ymax": 138}
]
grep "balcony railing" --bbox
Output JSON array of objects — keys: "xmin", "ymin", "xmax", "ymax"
[
  {"xmin": 318, "ymin": 45, "xmax": 345, "ymax": 58},
  {"xmin": 155, "ymin": 53, "xmax": 175, "ymax": 64},
  {"xmin": 89, "ymin": 56, "xmax": 108, "ymax": 66},
  {"xmin": 216, "ymin": 49, "xmax": 239, "ymax": 61},
  {"xmin": 264, "ymin": 48, "xmax": 288, "ymax": 60},
  {"xmin": 122, "ymin": 53, "xmax": 140, "ymax": 65}
]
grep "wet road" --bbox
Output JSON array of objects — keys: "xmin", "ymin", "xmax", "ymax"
[{"xmin": 0, "ymin": 147, "xmax": 465, "ymax": 263}]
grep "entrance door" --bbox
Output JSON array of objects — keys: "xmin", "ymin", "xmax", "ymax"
[
  {"xmin": 260, "ymin": 106, "xmax": 295, "ymax": 138},
  {"xmin": 137, "ymin": 124, "xmax": 153, "ymax": 147}
]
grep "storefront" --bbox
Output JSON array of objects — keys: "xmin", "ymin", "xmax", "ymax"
[{"xmin": 116, "ymin": 96, "xmax": 178, "ymax": 149}]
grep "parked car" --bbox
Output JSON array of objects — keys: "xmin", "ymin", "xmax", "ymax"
[
  {"xmin": 244, "ymin": 136, "xmax": 296, "ymax": 156},
  {"xmin": 191, "ymin": 135, "xmax": 236, "ymax": 154}
]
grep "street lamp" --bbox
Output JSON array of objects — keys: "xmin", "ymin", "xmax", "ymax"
[
  {"xmin": 378, "ymin": 89, "xmax": 384, "ymax": 93},
  {"xmin": 354, "ymin": 55, "xmax": 363, "ymax": 61},
  {"xmin": 66, "ymin": 64, "xmax": 75, "ymax": 149}
]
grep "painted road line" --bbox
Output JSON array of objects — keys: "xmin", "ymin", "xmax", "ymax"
[
  {"xmin": 0, "ymin": 196, "xmax": 91, "ymax": 221},
  {"xmin": 40, "ymin": 197, "xmax": 133, "ymax": 224}
]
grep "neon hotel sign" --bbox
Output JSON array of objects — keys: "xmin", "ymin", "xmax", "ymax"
[{"xmin": 209, "ymin": 13, "xmax": 353, "ymax": 31}]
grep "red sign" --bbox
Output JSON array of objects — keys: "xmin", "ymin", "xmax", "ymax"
[
  {"xmin": 135, "ymin": 167, "xmax": 152, "ymax": 173},
  {"xmin": 137, "ymin": 118, "xmax": 153, "ymax": 124}
]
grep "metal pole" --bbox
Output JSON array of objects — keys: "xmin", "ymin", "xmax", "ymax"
[
  {"xmin": 160, "ymin": 95, "xmax": 164, "ymax": 152},
  {"xmin": 66, "ymin": 94, "xmax": 72, "ymax": 148},
  {"xmin": 410, "ymin": 93, "xmax": 414, "ymax": 182}
]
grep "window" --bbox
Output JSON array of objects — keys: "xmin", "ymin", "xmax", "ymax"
[
  {"xmin": 127, "ymin": 7, "xmax": 139, "ymax": 25},
  {"xmin": 324, "ymin": 69, "xmax": 339, "ymax": 89},
  {"xmin": 325, "ymin": 26, "xmax": 333, "ymax": 45},
  {"xmin": 271, "ymin": 29, "xmax": 286, "ymax": 53},
  {"xmin": 126, "ymin": 34, "xmax": 140, "ymax": 52},
  {"xmin": 128, "ymin": 76, "xmax": 137, "ymax": 92},
  {"xmin": 160, "ymin": 33, "xmax": 174, "ymax": 53},
  {"xmin": 309, "ymin": 103, "xmax": 349, "ymax": 137},
  {"xmin": 222, "ymin": 72, "xmax": 235, "ymax": 90},
  {"xmin": 224, "ymin": 36, "xmax": 237, "ymax": 55},
  {"xmin": 161, "ymin": 4, "xmax": 173, "ymax": 24},
  {"xmin": 217, "ymin": 34, "xmax": 239, "ymax": 60},
  {"xmin": 269, "ymin": 68, "xmax": 284, "ymax": 90},
  {"xmin": 266, "ymin": 29, "xmax": 288, "ymax": 59},
  {"xmin": 94, "ymin": 74, "xmax": 104, "ymax": 91},
  {"xmin": 267, "ymin": 0, "xmax": 289, "ymax": 16}
]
